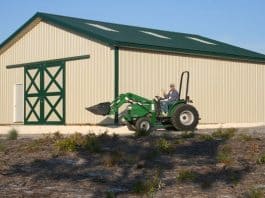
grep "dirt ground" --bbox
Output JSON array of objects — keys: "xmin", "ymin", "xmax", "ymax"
[{"xmin": 0, "ymin": 127, "xmax": 265, "ymax": 198}]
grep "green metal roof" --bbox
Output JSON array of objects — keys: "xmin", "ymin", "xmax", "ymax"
[{"xmin": 1, "ymin": 12, "xmax": 265, "ymax": 63}]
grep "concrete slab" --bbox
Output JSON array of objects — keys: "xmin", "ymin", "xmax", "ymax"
[{"xmin": 0, "ymin": 122, "xmax": 264, "ymax": 135}]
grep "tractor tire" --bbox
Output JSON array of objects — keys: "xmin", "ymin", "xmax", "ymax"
[
  {"xmin": 171, "ymin": 104, "xmax": 199, "ymax": 131},
  {"xmin": 135, "ymin": 117, "xmax": 152, "ymax": 133}
]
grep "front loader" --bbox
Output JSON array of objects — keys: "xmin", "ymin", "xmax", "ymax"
[{"xmin": 86, "ymin": 71, "xmax": 199, "ymax": 132}]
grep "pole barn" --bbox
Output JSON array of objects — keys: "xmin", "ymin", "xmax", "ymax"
[{"xmin": 1, "ymin": 12, "xmax": 265, "ymax": 126}]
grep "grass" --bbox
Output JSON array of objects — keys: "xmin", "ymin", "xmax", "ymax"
[
  {"xmin": 0, "ymin": 143, "xmax": 5, "ymax": 152},
  {"xmin": 132, "ymin": 170, "xmax": 162, "ymax": 195},
  {"xmin": 217, "ymin": 145, "xmax": 233, "ymax": 165},
  {"xmin": 239, "ymin": 134, "xmax": 255, "ymax": 142},
  {"xmin": 181, "ymin": 131, "xmax": 195, "ymax": 139},
  {"xmin": 156, "ymin": 138, "xmax": 174, "ymax": 154},
  {"xmin": 212, "ymin": 128, "xmax": 236, "ymax": 140},
  {"xmin": 7, "ymin": 128, "xmax": 18, "ymax": 140},
  {"xmin": 246, "ymin": 188, "xmax": 265, "ymax": 198},
  {"xmin": 176, "ymin": 170, "xmax": 197, "ymax": 182},
  {"xmin": 55, "ymin": 133, "xmax": 102, "ymax": 153},
  {"xmin": 199, "ymin": 134, "xmax": 215, "ymax": 141},
  {"xmin": 257, "ymin": 153, "xmax": 265, "ymax": 165}
]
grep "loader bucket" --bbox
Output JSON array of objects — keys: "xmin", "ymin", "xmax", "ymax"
[{"xmin": 85, "ymin": 102, "xmax": 111, "ymax": 116}]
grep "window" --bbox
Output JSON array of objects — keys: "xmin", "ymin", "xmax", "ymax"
[
  {"xmin": 140, "ymin": 31, "xmax": 171, "ymax": 39},
  {"xmin": 186, "ymin": 36, "xmax": 217, "ymax": 45},
  {"xmin": 86, "ymin": 23, "xmax": 119, "ymax": 32}
]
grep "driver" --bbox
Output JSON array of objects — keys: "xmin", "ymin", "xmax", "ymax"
[{"xmin": 159, "ymin": 83, "xmax": 179, "ymax": 116}]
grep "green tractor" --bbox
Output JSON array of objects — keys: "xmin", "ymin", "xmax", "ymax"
[{"xmin": 86, "ymin": 71, "xmax": 199, "ymax": 132}]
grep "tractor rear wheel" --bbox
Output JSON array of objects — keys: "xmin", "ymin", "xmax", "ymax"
[
  {"xmin": 135, "ymin": 117, "xmax": 151, "ymax": 133},
  {"xmin": 171, "ymin": 104, "xmax": 199, "ymax": 131}
]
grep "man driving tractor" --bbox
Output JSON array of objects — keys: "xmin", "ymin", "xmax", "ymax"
[{"xmin": 158, "ymin": 83, "xmax": 179, "ymax": 116}]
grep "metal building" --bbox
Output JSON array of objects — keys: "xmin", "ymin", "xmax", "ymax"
[{"xmin": 1, "ymin": 12, "xmax": 265, "ymax": 125}]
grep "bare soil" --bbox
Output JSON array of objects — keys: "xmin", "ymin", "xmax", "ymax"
[{"xmin": 0, "ymin": 128, "xmax": 265, "ymax": 198}]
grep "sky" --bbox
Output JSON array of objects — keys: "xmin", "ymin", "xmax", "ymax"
[{"xmin": 0, "ymin": 0, "xmax": 265, "ymax": 54}]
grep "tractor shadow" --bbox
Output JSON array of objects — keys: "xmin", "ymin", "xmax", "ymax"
[{"xmin": 3, "ymin": 132, "xmax": 252, "ymax": 196}]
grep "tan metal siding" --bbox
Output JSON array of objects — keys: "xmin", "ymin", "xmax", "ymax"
[
  {"xmin": 0, "ymin": 21, "xmax": 114, "ymax": 124},
  {"xmin": 119, "ymin": 48, "xmax": 265, "ymax": 123}
]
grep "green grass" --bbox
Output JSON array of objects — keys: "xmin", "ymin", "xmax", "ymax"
[
  {"xmin": 176, "ymin": 170, "xmax": 197, "ymax": 182},
  {"xmin": 217, "ymin": 145, "xmax": 233, "ymax": 165},
  {"xmin": 257, "ymin": 153, "xmax": 265, "ymax": 165},
  {"xmin": 156, "ymin": 138, "xmax": 174, "ymax": 154},
  {"xmin": 7, "ymin": 128, "xmax": 18, "ymax": 140},
  {"xmin": 212, "ymin": 128, "xmax": 236, "ymax": 140}
]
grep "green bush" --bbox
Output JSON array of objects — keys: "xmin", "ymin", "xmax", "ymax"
[
  {"xmin": 176, "ymin": 170, "xmax": 197, "ymax": 182},
  {"xmin": 212, "ymin": 128, "xmax": 236, "ymax": 140},
  {"xmin": 257, "ymin": 153, "xmax": 265, "ymax": 165},
  {"xmin": 156, "ymin": 138, "xmax": 174, "ymax": 154},
  {"xmin": 7, "ymin": 128, "xmax": 18, "ymax": 140}
]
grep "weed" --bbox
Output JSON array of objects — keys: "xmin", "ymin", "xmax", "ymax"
[
  {"xmin": 105, "ymin": 191, "xmax": 116, "ymax": 198},
  {"xmin": 102, "ymin": 151, "xmax": 123, "ymax": 167},
  {"xmin": 55, "ymin": 133, "xmax": 101, "ymax": 153},
  {"xmin": 7, "ymin": 128, "xmax": 18, "ymax": 140},
  {"xmin": 176, "ymin": 169, "xmax": 197, "ymax": 182},
  {"xmin": 217, "ymin": 145, "xmax": 233, "ymax": 165},
  {"xmin": 246, "ymin": 188, "xmax": 264, "ymax": 198},
  {"xmin": 112, "ymin": 133, "xmax": 119, "ymax": 140},
  {"xmin": 0, "ymin": 143, "xmax": 5, "ymax": 152},
  {"xmin": 212, "ymin": 128, "xmax": 236, "ymax": 140},
  {"xmin": 257, "ymin": 153, "xmax": 265, "ymax": 165},
  {"xmin": 181, "ymin": 131, "xmax": 195, "ymax": 139},
  {"xmin": 239, "ymin": 134, "xmax": 255, "ymax": 142},
  {"xmin": 156, "ymin": 138, "xmax": 174, "ymax": 154},
  {"xmin": 132, "ymin": 170, "xmax": 162, "ymax": 195},
  {"xmin": 134, "ymin": 129, "xmax": 151, "ymax": 137},
  {"xmin": 199, "ymin": 134, "xmax": 215, "ymax": 141},
  {"xmin": 53, "ymin": 131, "xmax": 63, "ymax": 140}
]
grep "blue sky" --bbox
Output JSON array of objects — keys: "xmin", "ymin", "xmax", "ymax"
[{"xmin": 1, "ymin": 0, "xmax": 265, "ymax": 54}]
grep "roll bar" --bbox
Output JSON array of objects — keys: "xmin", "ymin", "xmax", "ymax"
[{"xmin": 178, "ymin": 71, "xmax": 190, "ymax": 102}]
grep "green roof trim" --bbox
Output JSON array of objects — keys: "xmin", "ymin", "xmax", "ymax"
[{"xmin": 1, "ymin": 12, "xmax": 265, "ymax": 63}]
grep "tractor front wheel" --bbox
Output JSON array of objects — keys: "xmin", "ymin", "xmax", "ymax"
[
  {"xmin": 171, "ymin": 104, "xmax": 199, "ymax": 131},
  {"xmin": 135, "ymin": 117, "xmax": 151, "ymax": 133}
]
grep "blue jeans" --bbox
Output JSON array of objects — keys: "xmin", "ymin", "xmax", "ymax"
[{"xmin": 160, "ymin": 100, "xmax": 175, "ymax": 113}]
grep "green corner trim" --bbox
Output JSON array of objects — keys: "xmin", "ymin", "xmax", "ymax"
[{"xmin": 114, "ymin": 47, "xmax": 119, "ymax": 124}]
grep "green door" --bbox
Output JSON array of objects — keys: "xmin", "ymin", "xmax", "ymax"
[{"xmin": 24, "ymin": 61, "xmax": 65, "ymax": 125}]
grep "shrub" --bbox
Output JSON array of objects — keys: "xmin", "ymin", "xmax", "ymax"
[
  {"xmin": 7, "ymin": 128, "xmax": 18, "ymax": 140},
  {"xmin": 176, "ymin": 170, "xmax": 197, "ymax": 182},
  {"xmin": 105, "ymin": 191, "xmax": 116, "ymax": 198},
  {"xmin": 132, "ymin": 171, "xmax": 162, "ymax": 195},
  {"xmin": 83, "ymin": 133, "xmax": 101, "ymax": 153},
  {"xmin": 55, "ymin": 138, "xmax": 77, "ymax": 152},
  {"xmin": 181, "ymin": 131, "xmax": 195, "ymax": 139},
  {"xmin": 257, "ymin": 153, "xmax": 265, "ymax": 165},
  {"xmin": 199, "ymin": 134, "xmax": 215, "ymax": 142},
  {"xmin": 156, "ymin": 138, "xmax": 174, "ymax": 154},
  {"xmin": 217, "ymin": 145, "xmax": 233, "ymax": 164},
  {"xmin": 212, "ymin": 128, "xmax": 236, "ymax": 140}
]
